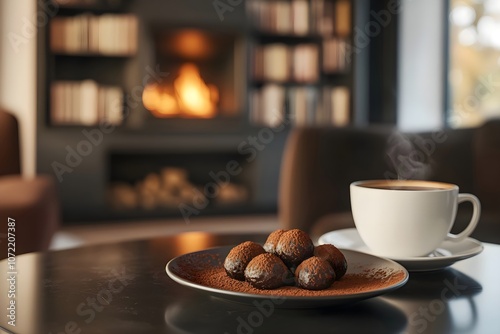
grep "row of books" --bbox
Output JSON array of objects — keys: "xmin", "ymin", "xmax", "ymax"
[
  {"xmin": 323, "ymin": 38, "xmax": 350, "ymax": 73},
  {"xmin": 247, "ymin": 0, "xmax": 351, "ymax": 37},
  {"xmin": 253, "ymin": 39, "xmax": 350, "ymax": 81},
  {"xmin": 250, "ymin": 84, "xmax": 350, "ymax": 127},
  {"xmin": 53, "ymin": 0, "xmax": 118, "ymax": 7},
  {"xmin": 50, "ymin": 13, "xmax": 138, "ymax": 55},
  {"xmin": 51, "ymin": 80, "xmax": 123, "ymax": 126},
  {"xmin": 253, "ymin": 43, "xmax": 319, "ymax": 83}
]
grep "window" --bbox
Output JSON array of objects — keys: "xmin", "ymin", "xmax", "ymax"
[{"xmin": 448, "ymin": 0, "xmax": 500, "ymax": 127}]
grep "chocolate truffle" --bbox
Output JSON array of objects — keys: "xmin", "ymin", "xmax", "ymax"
[
  {"xmin": 244, "ymin": 253, "xmax": 292, "ymax": 289},
  {"xmin": 295, "ymin": 256, "xmax": 336, "ymax": 290},
  {"xmin": 314, "ymin": 244, "xmax": 347, "ymax": 279},
  {"xmin": 224, "ymin": 241, "xmax": 265, "ymax": 281},
  {"xmin": 275, "ymin": 229, "xmax": 314, "ymax": 267},
  {"xmin": 263, "ymin": 229, "xmax": 287, "ymax": 254}
]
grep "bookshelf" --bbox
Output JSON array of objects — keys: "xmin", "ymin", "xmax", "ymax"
[
  {"xmin": 46, "ymin": 0, "xmax": 138, "ymax": 127},
  {"xmin": 247, "ymin": 0, "xmax": 353, "ymax": 127},
  {"xmin": 44, "ymin": 0, "xmax": 354, "ymax": 128}
]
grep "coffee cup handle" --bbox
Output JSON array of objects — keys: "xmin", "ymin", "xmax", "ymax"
[{"xmin": 446, "ymin": 193, "xmax": 481, "ymax": 242}]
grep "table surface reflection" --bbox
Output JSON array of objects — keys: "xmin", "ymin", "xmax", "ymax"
[{"xmin": 1, "ymin": 232, "xmax": 499, "ymax": 334}]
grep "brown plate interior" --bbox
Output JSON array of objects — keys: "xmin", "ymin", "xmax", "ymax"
[{"xmin": 166, "ymin": 246, "xmax": 409, "ymax": 308}]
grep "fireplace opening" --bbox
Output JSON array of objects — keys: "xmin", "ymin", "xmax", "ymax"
[
  {"xmin": 107, "ymin": 152, "xmax": 254, "ymax": 217},
  {"xmin": 143, "ymin": 28, "xmax": 243, "ymax": 120}
]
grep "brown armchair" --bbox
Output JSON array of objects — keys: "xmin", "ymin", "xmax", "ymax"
[
  {"xmin": 0, "ymin": 109, "xmax": 60, "ymax": 258},
  {"xmin": 279, "ymin": 121, "xmax": 500, "ymax": 244}
]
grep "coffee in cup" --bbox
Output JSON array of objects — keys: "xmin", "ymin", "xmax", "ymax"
[{"xmin": 350, "ymin": 180, "xmax": 481, "ymax": 258}]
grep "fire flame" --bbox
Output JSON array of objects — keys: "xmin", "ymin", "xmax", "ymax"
[{"xmin": 142, "ymin": 63, "xmax": 218, "ymax": 118}]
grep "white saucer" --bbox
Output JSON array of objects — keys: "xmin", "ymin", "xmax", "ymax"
[{"xmin": 318, "ymin": 228, "xmax": 484, "ymax": 272}]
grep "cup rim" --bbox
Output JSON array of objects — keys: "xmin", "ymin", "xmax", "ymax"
[{"xmin": 350, "ymin": 180, "xmax": 458, "ymax": 191}]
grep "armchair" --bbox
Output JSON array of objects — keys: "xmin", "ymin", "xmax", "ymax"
[
  {"xmin": 279, "ymin": 121, "xmax": 500, "ymax": 244},
  {"xmin": 0, "ymin": 109, "xmax": 60, "ymax": 258}
]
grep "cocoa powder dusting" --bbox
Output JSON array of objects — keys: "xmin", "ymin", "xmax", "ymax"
[{"xmin": 172, "ymin": 252, "xmax": 406, "ymax": 297}]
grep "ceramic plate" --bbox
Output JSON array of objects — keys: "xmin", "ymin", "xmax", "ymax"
[
  {"xmin": 318, "ymin": 228, "xmax": 484, "ymax": 272},
  {"xmin": 166, "ymin": 246, "xmax": 408, "ymax": 308}
]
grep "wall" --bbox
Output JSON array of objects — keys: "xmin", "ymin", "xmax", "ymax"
[
  {"xmin": 0, "ymin": 0, "xmax": 37, "ymax": 176},
  {"xmin": 398, "ymin": 0, "xmax": 446, "ymax": 131}
]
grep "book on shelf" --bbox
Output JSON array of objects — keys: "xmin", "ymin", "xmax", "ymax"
[
  {"xmin": 322, "ymin": 86, "xmax": 350, "ymax": 126},
  {"xmin": 276, "ymin": 1, "xmax": 292, "ymax": 34},
  {"xmin": 51, "ymin": 80, "xmax": 123, "ymax": 126},
  {"xmin": 335, "ymin": 0, "xmax": 352, "ymax": 37},
  {"xmin": 289, "ymin": 86, "xmax": 318, "ymax": 126},
  {"xmin": 323, "ymin": 37, "xmax": 349, "ymax": 73},
  {"xmin": 80, "ymin": 80, "xmax": 99, "ymax": 125},
  {"xmin": 331, "ymin": 86, "xmax": 350, "ymax": 126},
  {"xmin": 50, "ymin": 13, "xmax": 138, "ymax": 55},
  {"xmin": 262, "ymin": 43, "xmax": 290, "ymax": 82},
  {"xmin": 311, "ymin": 0, "xmax": 334, "ymax": 36},
  {"xmin": 291, "ymin": 0, "xmax": 309, "ymax": 36},
  {"xmin": 253, "ymin": 43, "xmax": 318, "ymax": 83},
  {"xmin": 250, "ymin": 84, "xmax": 286, "ymax": 127},
  {"xmin": 292, "ymin": 44, "xmax": 319, "ymax": 83},
  {"xmin": 89, "ymin": 15, "xmax": 99, "ymax": 52}
]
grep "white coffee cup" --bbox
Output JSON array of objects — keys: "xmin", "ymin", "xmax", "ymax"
[{"xmin": 350, "ymin": 180, "xmax": 481, "ymax": 258}]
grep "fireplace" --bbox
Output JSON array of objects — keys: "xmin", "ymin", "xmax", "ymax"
[
  {"xmin": 102, "ymin": 27, "xmax": 256, "ymax": 220},
  {"xmin": 107, "ymin": 151, "xmax": 254, "ymax": 218},
  {"xmin": 143, "ymin": 28, "xmax": 244, "ymax": 121}
]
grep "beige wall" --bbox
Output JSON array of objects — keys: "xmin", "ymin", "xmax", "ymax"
[{"xmin": 0, "ymin": 0, "xmax": 37, "ymax": 176}]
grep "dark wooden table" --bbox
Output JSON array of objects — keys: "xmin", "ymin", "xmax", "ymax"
[{"xmin": 1, "ymin": 232, "xmax": 499, "ymax": 334}]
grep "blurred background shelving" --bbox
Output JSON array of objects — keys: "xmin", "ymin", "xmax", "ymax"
[
  {"xmin": 247, "ymin": 0, "xmax": 353, "ymax": 127},
  {"xmin": 36, "ymin": 0, "xmax": 398, "ymax": 223}
]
